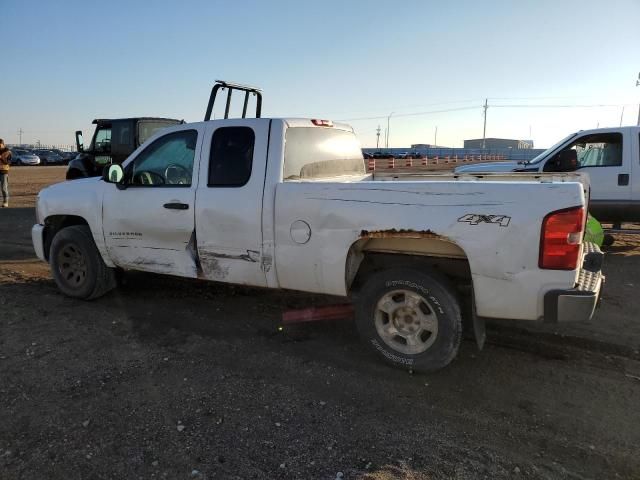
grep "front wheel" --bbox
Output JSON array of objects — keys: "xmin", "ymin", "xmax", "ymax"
[
  {"xmin": 49, "ymin": 225, "xmax": 116, "ymax": 300},
  {"xmin": 354, "ymin": 268, "xmax": 462, "ymax": 372}
]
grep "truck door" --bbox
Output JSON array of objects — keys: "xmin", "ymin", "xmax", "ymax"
[
  {"xmin": 102, "ymin": 125, "xmax": 204, "ymax": 277},
  {"xmin": 544, "ymin": 131, "xmax": 630, "ymax": 216},
  {"xmin": 194, "ymin": 119, "xmax": 270, "ymax": 287}
]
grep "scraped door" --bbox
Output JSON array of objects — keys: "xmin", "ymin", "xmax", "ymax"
[{"xmin": 195, "ymin": 119, "xmax": 270, "ymax": 287}]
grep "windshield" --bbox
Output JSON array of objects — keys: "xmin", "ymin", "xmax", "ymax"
[
  {"xmin": 284, "ymin": 127, "xmax": 365, "ymax": 180},
  {"xmin": 526, "ymin": 133, "xmax": 577, "ymax": 164}
]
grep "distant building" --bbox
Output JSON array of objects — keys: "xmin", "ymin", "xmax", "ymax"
[
  {"xmin": 463, "ymin": 138, "xmax": 533, "ymax": 149},
  {"xmin": 410, "ymin": 143, "xmax": 448, "ymax": 149}
]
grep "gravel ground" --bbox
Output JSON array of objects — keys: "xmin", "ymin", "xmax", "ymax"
[{"xmin": 1, "ymin": 166, "xmax": 639, "ymax": 479}]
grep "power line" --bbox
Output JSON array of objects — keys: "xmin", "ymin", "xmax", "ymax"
[
  {"xmin": 492, "ymin": 103, "xmax": 633, "ymax": 109},
  {"xmin": 338, "ymin": 105, "xmax": 480, "ymax": 122}
]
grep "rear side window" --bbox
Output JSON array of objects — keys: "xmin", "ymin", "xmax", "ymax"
[
  {"xmin": 208, "ymin": 127, "xmax": 255, "ymax": 187},
  {"xmin": 284, "ymin": 127, "xmax": 365, "ymax": 180},
  {"xmin": 138, "ymin": 121, "xmax": 180, "ymax": 145}
]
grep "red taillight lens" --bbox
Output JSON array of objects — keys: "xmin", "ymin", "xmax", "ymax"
[
  {"xmin": 539, "ymin": 206, "xmax": 585, "ymax": 270},
  {"xmin": 311, "ymin": 119, "xmax": 334, "ymax": 127}
]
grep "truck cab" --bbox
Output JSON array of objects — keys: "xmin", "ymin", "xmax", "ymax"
[{"xmin": 66, "ymin": 117, "xmax": 182, "ymax": 180}]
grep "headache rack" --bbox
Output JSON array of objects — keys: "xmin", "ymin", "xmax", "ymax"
[{"xmin": 204, "ymin": 80, "xmax": 263, "ymax": 121}]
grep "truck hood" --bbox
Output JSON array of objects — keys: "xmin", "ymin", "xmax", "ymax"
[{"xmin": 455, "ymin": 161, "xmax": 524, "ymax": 173}]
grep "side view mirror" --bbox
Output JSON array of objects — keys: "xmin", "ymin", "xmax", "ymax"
[
  {"xmin": 103, "ymin": 164, "xmax": 125, "ymax": 187},
  {"xmin": 547, "ymin": 149, "xmax": 578, "ymax": 172},
  {"xmin": 75, "ymin": 130, "xmax": 84, "ymax": 153}
]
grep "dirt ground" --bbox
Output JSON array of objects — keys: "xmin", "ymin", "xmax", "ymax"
[{"xmin": 1, "ymin": 166, "xmax": 640, "ymax": 480}]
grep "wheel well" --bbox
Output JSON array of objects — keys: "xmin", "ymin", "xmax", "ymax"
[
  {"xmin": 346, "ymin": 234, "xmax": 471, "ymax": 295},
  {"xmin": 350, "ymin": 252, "xmax": 471, "ymax": 292},
  {"xmin": 43, "ymin": 215, "xmax": 90, "ymax": 260}
]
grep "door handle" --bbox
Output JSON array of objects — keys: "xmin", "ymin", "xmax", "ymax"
[
  {"xmin": 618, "ymin": 174, "xmax": 629, "ymax": 186},
  {"xmin": 163, "ymin": 202, "xmax": 189, "ymax": 210}
]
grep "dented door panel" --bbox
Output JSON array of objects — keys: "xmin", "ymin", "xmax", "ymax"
[
  {"xmin": 101, "ymin": 125, "xmax": 205, "ymax": 277},
  {"xmin": 194, "ymin": 119, "xmax": 270, "ymax": 287}
]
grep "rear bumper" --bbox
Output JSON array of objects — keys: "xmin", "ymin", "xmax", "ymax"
[
  {"xmin": 31, "ymin": 224, "xmax": 46, "ymax": 262},
  {"xmin": 543, "ymin": 243, "xmax": 604, "ymax": 323}
]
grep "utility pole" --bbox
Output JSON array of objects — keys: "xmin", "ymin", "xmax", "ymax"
[
  {"xmin": 481, "ymin": 98, "xmax": 488, "ymax": 149},
  {"xmin": 17, "ymin": 128, "xmax": 24, "ymax": 146},
  {"xmin": 636, "ymin": 72, "xmax": 640, "ymax": 126},
  {"xmin": 386, "ymin": 112, "xmax": 394, "ymax": 149},
  {"xmin": 434, "ymin": 126, "xmax": 438, "ymax": 146},
  {"xmin": 376, "ymin": 125, "xmax": 381, "ymax": 149},
  {"xmin": 620, "ymin": 106, "xmax": 625, "ymax": 127}
]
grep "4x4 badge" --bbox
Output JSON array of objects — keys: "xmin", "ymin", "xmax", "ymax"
[{"xmin": 458, "ymin": 214, "xmax": 511, "ymax": 227}]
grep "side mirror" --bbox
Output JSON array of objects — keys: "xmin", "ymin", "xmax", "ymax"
[
  {"xmin": 103, "ymin": 164, "xmax": 125, "ymax": 186},
  {"xmin": 75, "ymin": 131, "xmax": 84, "ymax": 153},
  {"xmin": 547, "ymin": 149, "xmax": 578, "ymax": 172}
]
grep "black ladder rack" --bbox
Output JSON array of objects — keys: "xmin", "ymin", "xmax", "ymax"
[{"xmin": 204, "ymin": 80, "xmax": 263, "ymax": 121}]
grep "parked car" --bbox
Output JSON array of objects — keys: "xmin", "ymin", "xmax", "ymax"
[
  {"xmin": 61, "ymin": 151, "xmax": 78, "ymax": 163},
  {"xmin": 372, "ymin": 151, "xmax": 394, "ymax": 159},
  {"xmin": 10, "ymin": 148, "xmax": 41, "ymax": 166},
  {"xmin": 454, "ymin": 127, "xmax": 640, "ymax": 222},
  {"xmin": 33, "ymin": 149, "xmax": 65, "ymax": 165}
]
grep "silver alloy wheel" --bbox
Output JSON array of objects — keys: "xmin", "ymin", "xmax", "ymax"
[
  {"xmin": 57, "ymin": 243, "xmax": 87, "ymax": 288},
  {"xmin": 374, "ymin": 289, "xmax": 439, "ymax": 355}
]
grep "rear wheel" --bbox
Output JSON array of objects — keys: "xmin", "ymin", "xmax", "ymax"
[
  {"xmin": 355, "ymin": 268, "xmax": 462, "ymax": 372},
  {"xmin": 49, "ymin": 225, "xmax": 116, "ymax": 300}
]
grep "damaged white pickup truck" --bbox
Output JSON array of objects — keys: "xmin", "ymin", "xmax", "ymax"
[{"xmin": 32, "ymin": 112, "xmax": 604, "ymax": 371}]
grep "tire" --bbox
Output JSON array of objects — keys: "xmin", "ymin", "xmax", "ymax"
[
  {"xmin": 49, "ymin": 225, "xmax": 116, "ymax": 300},
  {"xmin": 354, "ymin": 268, "xmax": 462, "ymax": 372},
  {"xmin": 602, "ymin": 234, "xmax": 615, "ymax": 247}
]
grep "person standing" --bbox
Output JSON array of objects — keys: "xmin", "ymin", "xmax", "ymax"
[{"xmin": 0, "ymin": 138, "xmax": 12, "ymax": 207}]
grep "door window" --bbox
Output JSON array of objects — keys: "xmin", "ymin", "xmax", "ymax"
[
  {"xmin": 208, "ymin": 127, "xmax": 255, "ymax": 187},
  {"xmin": 571, "ymin": 133, "xmax": 622, "ymax": 168},
  {"xmin": 128, "ymin": 130, "xmax": 197, "ymax": 186},
  {"xmin": 93, "ymin": 128, "xmax": 112, "ymax": 153}
]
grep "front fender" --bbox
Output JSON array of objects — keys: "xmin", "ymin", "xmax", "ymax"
[{"xmin": 38, "ymin": 178, "xmax": 113, "ymax": 267}]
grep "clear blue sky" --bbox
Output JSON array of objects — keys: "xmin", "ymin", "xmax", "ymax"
[{"xmin": 1, "ymin": 0, "xmax": 639, "ymax": 149}]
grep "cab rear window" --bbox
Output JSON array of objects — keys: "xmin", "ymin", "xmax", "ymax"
[{"xmin": 284, "ymin": 127, "xmax": 365, "ymax": 180}]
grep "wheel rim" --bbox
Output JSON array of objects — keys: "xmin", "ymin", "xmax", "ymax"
[
  {"xmin": 57, "ymin": 243, "xmax": 88, "ymax": 288},
  {"xmin": 374, "ymin": 289, "xmax": 438, "ymax": 355}
]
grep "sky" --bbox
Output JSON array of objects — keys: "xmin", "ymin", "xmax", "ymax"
[{"xmin": 1, "ymin": 0, "xmax": 639, "ymax": 149}]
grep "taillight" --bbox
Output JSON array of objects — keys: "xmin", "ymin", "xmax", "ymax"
[
  {"xmin": 311, "ymin": 119, "xmax": 333, "ymax": 127},
  {"xmin": 539, "ymin": 206, "xmax": 585, "ymax": 270}
]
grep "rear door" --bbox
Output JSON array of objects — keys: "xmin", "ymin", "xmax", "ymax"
[{"xmin": 194, "ymin": 119, "xmax": 271, "ymax": 287}]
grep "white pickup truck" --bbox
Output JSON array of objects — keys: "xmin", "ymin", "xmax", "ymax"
[
  {"xmin": 32, "ymin": 113, "xmax": 604, "ymax": 371},
  {"xmin": 456, "ymin": 126, "xmax": 640, "ymax": 223}
]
